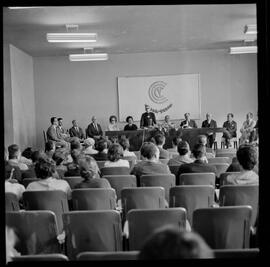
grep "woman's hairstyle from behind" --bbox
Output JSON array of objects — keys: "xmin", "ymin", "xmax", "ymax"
[
  {"xmin": 109, "ymin": 115, "xmax": 117, "ymax": 123},
  {"xmin": 78, "ymin": 156, "xmax": 96, "ymax": 180},
  {"xmin": 107, "ymin": 143, "xmax": 123, "ymax": 162},
  {"xmin": 236, "ymin": 144, "xmax": 257, "ymax": 170},
  {"xmin": 96, "ymin": 139, "xmax": 108, "ymax": 152},
  {"xmin": 119, "ymin": 137, "xmax": 130, "ymax": 151},
  {"xmin": 139, "ymin": 225, "xmax": 214, "ymax": 260},
  {"xmin": 140, "ymin": 142, "xmax": 158, "ymax": 160},
  {"xmin": 31, "ymin": 150, "xmax": 44, "ymax": 163},
  {"xmin": 172, "ymin": 136, "xmax": 182, "ymax": 147},
  {"xmin": 35, "ymin": 155, "xmax": 56, "ymax": 179}
]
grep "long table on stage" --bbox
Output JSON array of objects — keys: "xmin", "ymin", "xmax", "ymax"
[{"xmin": 105, "ymin": 128, "xmax": 225, "ymax": 151}]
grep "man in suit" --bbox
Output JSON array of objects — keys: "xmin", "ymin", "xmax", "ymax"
[
  {"xmin": 69, "ymin": 119, "xmax": 85, "ymax": 141},
  {"xmin": 140, "ymin": 104, "xmax": 157, "ymax": 128},
  {"xmin": 201, "ymin": 113, "xmax": 217, "ymax": 148},
  {"xmin": 46, "ymin": 117, "xmax": 68, "ymax": 148},
  {"xmin": 57, "ymin": 118, "xmax": 70, "ymax": 140},
  {"xmin": 86, "ymin": 116, "xmax": 103, "ymax": 140},
  {"xmin": 222, "ymin": 113, "xmax": 237, "ymax": 148},
  {"xmin": 180, "ymin": 113, "xmax": 198, "ymax": 128}
]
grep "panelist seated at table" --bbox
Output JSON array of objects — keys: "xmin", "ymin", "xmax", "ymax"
[
  {"xmin": 140, "ymin": 104, "xmax": 157, "ymax": 129},
  {"xmin": 201, "ymin": 113, "xmax": 217, "ymax": 148},
  {"xmin": 107, "ymin": 115, "xmax": 120, "ymax": 131},
  {"xmin": 180, "ymin": 113, "xmax": 198, "ymax": 129},
  {"xmin": 124, "ymin": 116, "xmax": 138, "ymax": 131},
  {"xmin": 239, "ymin": 112, "xmax": 256, "ymax": 145},
  {"xmin": 222, "ymin": 113, "xmax": 237, "ymax": 148},
  {"xmin": 86, "ymin": 116, "xmax": 103, "ymax": 140},
  {"xmin": 160, "ymin": 115, "xmax": 176, "ymax": 133},
  {"xmin": 69, "ymin": 119, "xmax": 85, "ymax": 141}
]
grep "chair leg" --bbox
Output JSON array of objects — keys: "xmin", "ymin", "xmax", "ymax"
[{"xmin": 221, "ymin": 141, "xmax": 224, "ymax": 149}]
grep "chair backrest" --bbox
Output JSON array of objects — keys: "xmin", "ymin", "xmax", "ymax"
[
  {"xmin": 219, "ymin": 172, "xmax": 241, "ymax": 186},
  {"xmin": 213, "ymin": 248, "xmax": 259, "ymax": 258},
  {"xmin": 22, "ymin": 178, "xmax": 40, "ymax": 188},
  {"xmin": 121, "ymin": 187, "xmax": 166, "ymax": 221},
  {"xmin": 63, "ymin": 210, "xmax": 123, "ymax": 260},
  {"xmin": 77, "ymin": 251, "xmax": 139, "ymax": 261},
  {"xmin": 159, "ymin": 158, "xmax": 169, "ymax": 165},
  {"xmin": 12, "ymin": 254, "xmax": 69, "ymax": 261},
  {"xmin": 219, "ymin": 185, "xmax": 258, "ymax": 226},
  {"xmin": 96, "ymin": 161, "xmax": 106, "ymax": 169},
  {"xmin": 207, "ymin": 157, "xmax": 230, "ymax": 164},
  {"xmin": 103, "ymin": 175, "xmax": 137, "ymax": 200},
  {"xmin": 140, "ymin": 174, "xmax": 176, "ymax": 202},
  {"xmin": 169, "ymin": 185, "xmax": 215, "ymax": 226},
  {"xmin": 6, "ymin": 211, "xmax": 60, "ymax": 255},
  {"xmin": 208, "ymin": 163, "xmax": 230, "ymax": 178},
  {"xmin": 5, "ymin": 192, "xmax": 20, "ymax": 211},
  {"xmin": 193, "ymin": 206, "xmax": 252, "ymax": 249},
  {"xmin": 23, "ymin": 190, "xmax": 69, "ymax": 234},
  {"xmin": 168, "ymin": 165, "xmax": 180, "ymax": 177},
  {"xmin": 72, "ymin": 188, "xmax": 117, "ymax": 210},
  {"xmin": 100, "ymin": 166, "xmax": 130, "ymax": 176},
  {"xmin": 63, "ymin": 176, "xmax": 84, "ymax": 189},
  {"xmin": 127, "ymin": 208, "xmax": 187, "ymax": 250},
  {"xmin": 179, "ymin": 172, "xmax": 216, "ymax": 187}
]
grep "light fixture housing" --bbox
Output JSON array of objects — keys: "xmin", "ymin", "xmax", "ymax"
[
  {"xmin": 244, "ymin": 24, "xmax": 257, "ymax": 35},
  {"xmin": 69, "ymin": 53, "xmax": 108, "ymax": 61},
  {"xmin": 229, "ymin": 46, "xmax": 257, "ymax": 54},
  {"xmin": 47, "ymin": 33, "xmax": 97, "ymax": 43}
]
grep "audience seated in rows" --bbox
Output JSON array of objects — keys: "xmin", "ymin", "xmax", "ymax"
[
  {"xmin": 154, "ymin": 134, "xmax": 170, "ymax": 159},
  {"xmin": 119, "ymin": 137, "xmax": 137, "ymax": 158},
  {"xmin": 104, "ymin": 143, "xmax": 130, "ymax": 168},
  {"xmin": 177, "ymin": 143, "xmax": 217, "ymax": 181},
  {"xmin": 226, "ymin": 144, "xmax": 258, "ymax": 185},
  {"xmin": 168, "ymin": 141, "xmax": 194, "ymax": 166},
  {"xmin": 139, "ymin": 225, "xmax": 213, "ymax": 260},
  {"xmin": 22, "ymin": 150, "xmax": 44, "ymax": 179},
  {"xmin": 26, "ymin": 156, "xmax": 72, "ymax": 199},
  {"xmin": 7, "ymin": 144, "xmax": 29, "ymax": 171},
  {"xmin": 65, "ymin": 149, "xmax": 85, "ymax": 177},
  {"xmin": 92, "ymin": 139, "xmax": 108, "ymax": 161},
  {"xmin": 83, "ymin": 138, "xmax": 98, "ymax": 155},
  {"xmin": 5, "ymin": 147, "xmax": 22, "ymax": 182},
  {"xmin": 74, "ymin": 156, "xmax": 112, "ymax": 189}
]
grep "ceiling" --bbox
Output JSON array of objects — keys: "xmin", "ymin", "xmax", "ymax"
[{"xmin": 3, "ymin": 4, "xmax": 256, "ymax": 57}]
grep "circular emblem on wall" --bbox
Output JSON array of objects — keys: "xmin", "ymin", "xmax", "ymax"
[{"xmin": 148, "ymin": 81, "xmax": 168, "ymax": 104}]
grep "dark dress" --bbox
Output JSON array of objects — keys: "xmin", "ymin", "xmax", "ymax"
[{"xmin": 124, "ymin": 124, "xmax": 138, "ymax": 131}]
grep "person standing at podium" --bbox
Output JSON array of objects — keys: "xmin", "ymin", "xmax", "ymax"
[
  {"xmin": 180, "ymin": 113, "xmax": 198, "ymax": 129},
  {"xmin": 201, "ymin": 113, "xmax": 217, "ymax": 148},
  {"xmin": 140, "ymin": 104, "xmax": 156, "ymax": 129}
]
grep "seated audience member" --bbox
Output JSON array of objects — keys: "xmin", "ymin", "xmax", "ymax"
[
  {"xmin": 22, "ymin": 150, "xmax": 44, "ymax": 179},
  {"xmin": 239, "ymin": 112, "xmax": 256, "ymax": 145},
  {"xmin": 92, "ymin": 139, "xmax": 108, "ymax": 161},
  {"xmin": 70, "ymin": 137, "xmax": 82, "ymax": 151},
  {"xmin": 168, "ymin": 141, "xmax": 194, "ymax": 166},
  {"xmin": 65, "ymin": 149, "xmax": 84, "ymax": 177},
  {"xmin": 45, "ymin": 140, "xmax": 56, "ymax": 159},
  {"xmin": 83, "ymin": 138, "xmax": 98, "ymax": 155},
  {"xmin": 53, "ymin": 151, "xmax": 68, "ymax": 179},
  {"xmin": 124, "ymin": 116, "xmax": 138, "ymax": 131},
  {"xmin": 140, "ymin": 104, "xmax": 157, "ymax": 129},
  {"xmin": 107, "ymin": 115, "xmax": 120, "ymax": 131},
  {"xmin": 104, "ymin": 143, "xmax": 130, "ymax": 168},
  {"xmin": 177, "ymin": 143, "xmax": 217, "ymax": 183},
  {"xmin": 69, "ymin": 119, "xmax": 85, "ymax": 141},
  {"xmin": 7, "ymin": 144, "xmax": 28, "ymax": 171},
  {"xmin": 226, "ymin": 144, "xmax": 258, "ymax": 185},
  {"xmin": 201, "ymin": 113, "xmax": 217, "ymax": 148},
  {"xmin": 154, "ymin": 133, "xmax": 170, "ymax": 159},
  {"xmin": 197, "ymin": 135, "xmax": 215, "ymax": 159},
  {"xmin": 119, "ymin": 137, "xmax": 137, "ymax": 158},
  {"xmin": 167, "ymin": 136, "xmax": 182, "ymax": 153},
  {"xmin": 180, "ymin": 113, "xmax": 198, "ymax": 129},
  {"xmin": 75, "ymin": 156, "xmax": 112, "ymax": 189},
  {"xmin": 86, "ymin": 116, "xmax": 103, "ymax": 140},
  {"xmin": 160, "ymin": 115, "xmax": 175, "ymax": 133},
  {"xmin": 5, "ymin": 168, "xmax": 25, "ymax": 201},
  {"xmin": 4, "ymin": 147, "xmax": 22, "ymax": 182},
  {"xmin": 20, "ymin": 147, "xmax": 33, "ymax": 166},
  {"xmin": 26, "ymin": 156, "xmax": 71, "ymax": 199},
  {"xmin": 131, "ymin": 142, "xmax": 171, "ymax": 180},
  {"xmin": 46, "ymin": 117, "xmax": 68, "ymax": 148},
  {"xmin": 139, "ymin": 226, "xmax": 213, "ymax": 260},
  {"xmin": 222, "ymin": 113, "xmax": 237, "ymax": 148},
  {"xmin": 6, "ymin": 226, "xmax": 20, "ymax": 263}
]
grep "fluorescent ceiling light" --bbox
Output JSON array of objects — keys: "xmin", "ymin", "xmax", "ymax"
[
  {"xmin": 244, "ymin": 24, "xmax": 257, "ymax": 35},
  {"xmin": 47, "ymin": 33, "xmax": 97, "ymax": 43},
  {"xmin": 229, "ymin": 46, "xmax": 257, "ymax": 54},
  {"xmin": 8, "ymin": 7, "xmax": 46, "ymax": 9},
  {"xmin": 69, "ymin": 53, "xmax": 108, "ymax": 61}
]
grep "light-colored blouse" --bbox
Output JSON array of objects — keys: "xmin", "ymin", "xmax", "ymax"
[{"xmin": 107, "ymin": 123, "xmax": 120, "ymax": 131}]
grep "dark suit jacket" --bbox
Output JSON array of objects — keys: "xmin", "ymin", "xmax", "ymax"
[
  {"xmin": 47, "ymin": 125, "xmax": 61, "ymax": 141},
  {"xmin": 86, "ymin": 123, "xmax": 103, "ymax": 138},
  {"xmin": 140, "ymin": 112, "xmax": 156, "ymax": 128},
  {"xmin": 201, "ymin": 119, "xmax": 218, "ymax": 139},
  {"xmin": 69, "ymin": 126, "xmax": 85, "ymax": 139},
  {"xmin": 180, "ymin": 119, "xmax": 198, "ymax": 128}
]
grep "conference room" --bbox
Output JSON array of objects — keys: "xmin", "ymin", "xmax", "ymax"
[{"xmin": 3, "ymin": 2, "xmax": 266, "ymax": 262}]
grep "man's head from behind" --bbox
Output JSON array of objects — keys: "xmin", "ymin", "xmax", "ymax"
[
  {"xmin": 139, "ymin": 225, "xmax": 213, "ymax": 259},
  {"xmin": 237, "ymin": 144, "xmax": 257, "ymax": 171},
  {"xmin": 192, "ymin": 143, "xmax": 206, "ymax": 160},
  {"xmin": 197, "ymin": 135, "xmax": 207, "ymax": 146},
  {"xmin": 8, "ymin": 144, "xmax": 20, "ymax": 160},
  {"xmin": 154, "ymin": 134, "xmax": 165, "ymax": 147},
  {"xmin": 140, "ymin": 142, "xmax": 159, "ymax": 160},
  {"xmin": 177, "ymin": 141, "xmax": 190, "ymax": 156}
]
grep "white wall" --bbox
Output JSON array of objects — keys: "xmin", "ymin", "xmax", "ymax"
[
  {"xmin": 33, "ymin": 50, "xmax": 257, "ymax": 149},
  {"xmin": 9, "ymin": 45, "xmax": 36, "ymax": 149}
]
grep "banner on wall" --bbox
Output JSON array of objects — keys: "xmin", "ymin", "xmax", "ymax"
[{"xmin": 117, "ymin": 73, "xmax": 201, "ymax": 122}]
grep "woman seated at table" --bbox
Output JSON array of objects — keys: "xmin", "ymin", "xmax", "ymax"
[
  {"xmin": 124, "ymin": 116, "xmax": 138, "ymax": 131},
  {"xmin": 104, "ymin": 143, "xmax": 130, "ymax": 168},
  {"xmin": 107, "ymin": 115, "xmax": 120, "ymax": 131}
]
